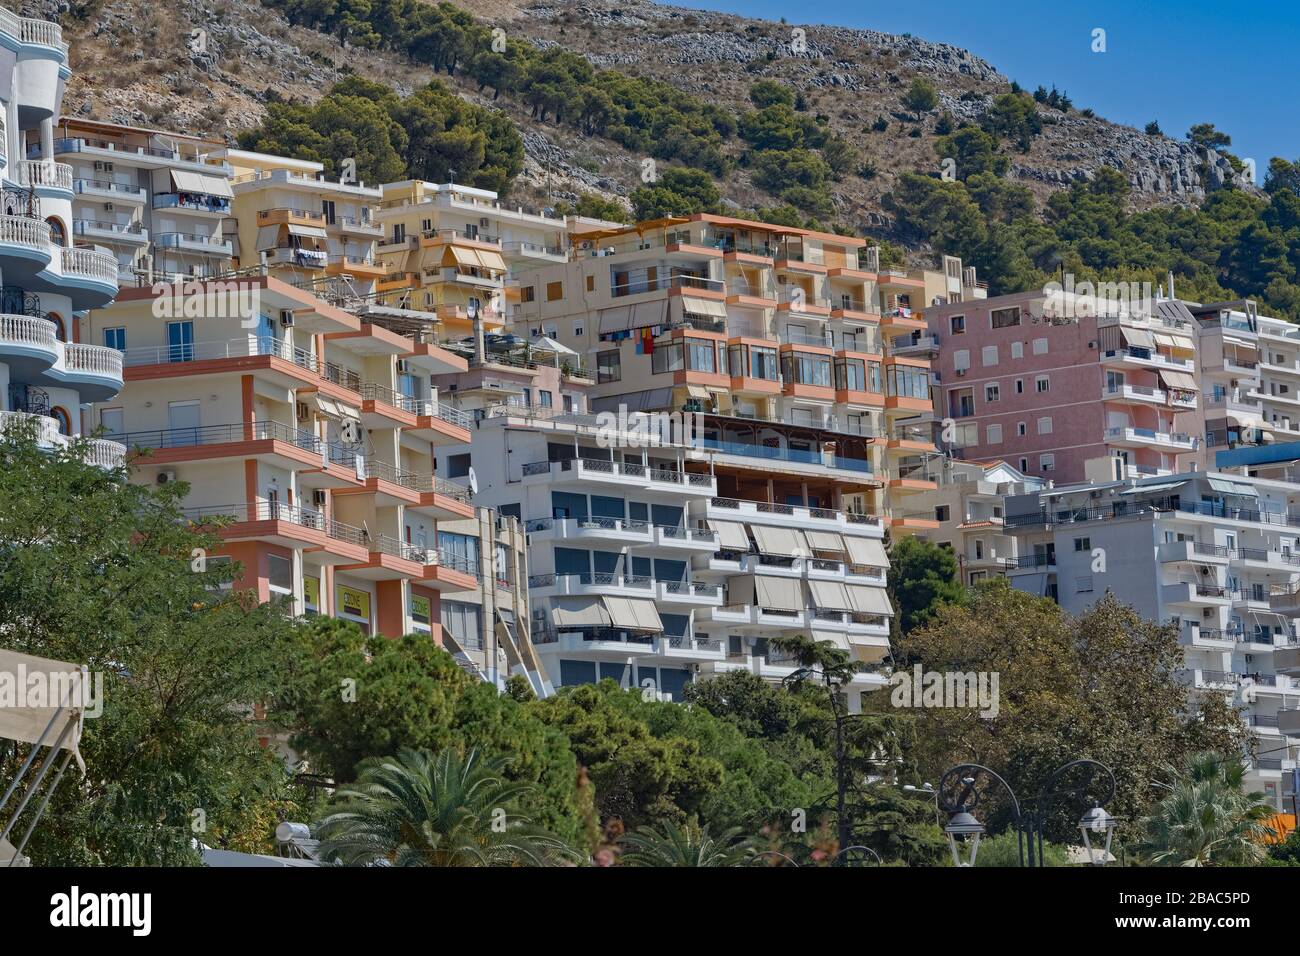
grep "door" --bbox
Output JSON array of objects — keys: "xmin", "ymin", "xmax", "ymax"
[
  {"xmin": 166, "ymin": 400, "xmax": 200, "ymax": 447},
  {"xmin": 167, "ymin": 320, "xmax": 194, "ymax": 362}
]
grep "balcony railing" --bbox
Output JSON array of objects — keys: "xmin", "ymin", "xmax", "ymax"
[
  {"xmin": 65, "ymin": 343, "xmax": 123, "ymax": 378},
  {"xmin": 108, "ymin": 419, "xmax": 322, "ymax": 452},
  {"xmin": 182, "ymin": 501, "xmax": 367, "ymax": 547},
  {"xmin": 62, "ymin": 246, "xmax": 118, "ymax": 284},
  {"xmin": 0, "ymin": 313, "xmax": 58, "ymax": 352},
  {"xmin": 14, "ymin": 160, "xmax": 71, "ymax": 191},
  {"xmin": 73, "ymin": 179, "xmax": 146, "ymax": 198}
]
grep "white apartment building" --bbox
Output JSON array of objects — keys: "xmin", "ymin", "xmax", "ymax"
[
  {"xmin": 0, "ymin": 10, "xmax": 122, "ymax": 463},
  {"xmin": 1004, "ymin": 464, "xmax": 1300, "ymax": 807}
]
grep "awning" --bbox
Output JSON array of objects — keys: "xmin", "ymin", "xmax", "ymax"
[
  {"xmin": 750, "ymin": 524, "xmax": 804, "ymax": 557},
  {"xmin": 684, "ymin": 384, "xmax": 712, "ymax": 399},
  {"xmin": 708, "ymin": 520, "xmax": 751, "ymax": 550},
  {"xmin": 1120, "ymin": 327, "xmax": 1157, "ymax": 349},
  {"xmin": 1153, "ymin": 332, "xmax": 1177, "ymax": 349},
  {"xmin": 171, "ymin": 170, "xmax": 233, "ymax": 197},
  {"xmin": 808, "ymin": 579, "xmax": 851, "ymax": 610},
  {"xmin": 286, "ymin": 222, "xmax": 328, "ymax": 241},
  {"xmin": 677, "ymin": 296, "xmax": 727, "ymax": 318},
  {"xmin": 1208, "ymin": 477, "xmax": 1258, "ymax": 497},
  {"xmin": 476, "ymin": 249, "xmax": 507, "ymax": 272},
  {"xmin": 1159, "ymin": 369, "xmax": 1198, "ymax": 391},
  {"xmin": 805, "ymin": 530, "xmax": 846, "ymax": 553},
  {"xmin": 1119, "ymin": 481, "xmax": 1184, "ymax": 495},
  {"xmin": 727, "ymin": 575, "xmax": 756, "ymax": 606},
  {"xmin": 551, "ymin": 597, "xmax": 611, "ymax": 628},
  {"xmin": 603, "ymin": 596, "xmax": 662, "ymax": 631},
  {"xmin": 449, "ymin": 246, "xmax": 484, "ymax": 269},
  {"xmin": 528, "ymin": 335, "xmax": 577, "ymax": 356},
  {"xmin": 0, "ymin": 649, "xmax": 86, "ymax": 767},
  {"xmin": 845, "ymin": 536, "xmax": 889, "ymax": 568},
  {"xmin": 847, "ymin": 584, "xmax": 892, "ymax": 616},
  {"xmin": 754, "ymin": 575, "xmax": 804, "ymax": 611},
  {"xmin": 597, "ymin": 301, "xmax": 667, "ymax": 333},
  {"xmin": 255, "ymin": 224, "xmax": 282, "ymax": 252}
]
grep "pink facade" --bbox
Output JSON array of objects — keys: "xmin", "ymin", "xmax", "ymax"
[{"xmin": 927, "ymin": 293, "xmax": 1199, "ymax": 484}]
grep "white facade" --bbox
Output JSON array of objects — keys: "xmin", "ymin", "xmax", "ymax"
[{"xmin": 0, "ymin": 11, "xmax": 121, "ymax": 462}]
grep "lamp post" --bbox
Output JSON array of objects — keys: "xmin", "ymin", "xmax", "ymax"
[{"xmin": 938, "ymin": 759, "xmax": 1117, "ymax": 867}]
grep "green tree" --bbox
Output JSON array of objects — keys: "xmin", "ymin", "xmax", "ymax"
[
  {"xmin": 748, "ymin": 79, "xmax": 794, "ymax": 109},
  {"xmin": 315, "ymin": 747, "xmax": 571, "ymax": 866},
  {"xmin": 1135, "ymin": 752, "xmax": 1277, "ymax": 866},
  {"xmin": 0, "ymin": 427, "xmax": 299, "ymax": 865},
  {"xmin": 1145, "ymin": 120, "xmax": 1162, "ymax": 136},
  {"xmin": 886, "ymin": 536, "xmax": 964, "ymax": 635},
  {"xmin": 981, "ymin": 91, "xmax": 1043, "ymax": 150},
  {"xmin": 556, "ymin": 193, "xmax": 631, "ymax": 223},
  {"xmin": 1188, "ymin": 122, "xmax": 1233, "ymax": 152},
  {"xmin": 902, "ymin": 77, "xmax": 939, "ymax": 121},
  {"xmin": 619, "ymin": 821, "xmax": 754, "ymax": 867},
  {"xmin": 630, "ymin": 167, "xmax": 721, "ymax": 219},
  {"xmin": 973, "ymin": 830, "xmax": 1069, "ymax": 867},
  {"xmin": 934, "ymin": 125, "xmax": 1010, "ymax": 180}
]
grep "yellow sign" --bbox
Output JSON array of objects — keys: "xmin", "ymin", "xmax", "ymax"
[
  {"xmin": 410, "ymin": 594, "xmax": 431, "ymax": 626},
  {"xmin": 303, "ymin": 576, "xmax": 320, "ymax": 609},
  {"xmin": 337, "ymin": 585, "xmax": 370, "ymax": 621}
]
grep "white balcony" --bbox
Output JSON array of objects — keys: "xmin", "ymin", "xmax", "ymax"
[
  {"xmin": 73, "ymin": 178, "xmax": 147, "ymax": 204},
  {"xmin": 1163, "ymin": 581, "xmax": 1231, "ymax": 607},
  {"xmin": 655, "ymin": 580, "xmax": 724, "ymax": 607},
  {"xmin": 1105, "ymin": 425, "xmax": 1197, "ymax": 451},
  {"xmin": 1157, "ymin": 540, "xmax": 1230, "ymax": 565},
  {"xmin": 522, "ymin": 457, "xmax": 715, "ymax": 496},
  {"xmin": 1104, "ymin": 383, "xmax": 1196, "ymax": 410},
  {"xmin": 12, "ymin": 160, "xmax": 72, "ymax": 195},
  {"xmin": 528, "ymin": 571, "xmax": 657, "ymax": 600},
  {"xmin": 693, "ymin": 496, "xmax": 886, "ymax": 539},
  {"xmin": 1275, "ymin": 645, "xmax": 1300, "ymax": 678},
  {"xmin": 524, "ymin": 516, "xmax": 654, "ymax": 547},
  {"xmin": 74, "ymin": 219, "xmax": 149, "ymax": 247},
  {"xmin": 1100, "ymin": 347, "xmax": 1195, "ymax": 372}
]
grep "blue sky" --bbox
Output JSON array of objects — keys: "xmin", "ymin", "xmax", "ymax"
[{"xmin": 687, "ymin": 0, "xmax": 1296, "ymax": 182}]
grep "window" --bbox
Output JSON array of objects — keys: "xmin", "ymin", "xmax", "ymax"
[
  {"xmin": 1075, "ymin": 575, "xmax": 1094, "ymax": 593},
  {"xmin": 935, "ymin": 505, "xmax": 950, "ymax": 522},
  {"xmin": 1033, "ymin": 337, "xmax": 1048, "ymax": 355},
  {"xmin": 981, "ymin": 345, "xmax": 999, "ymax": 367},
  {"xmin": 103, "ymin": 327, "xmax": 126, "ymax": 351},
  {"xmin": 99, "ymin": 408, "xmax": 123, "ymax": 436},
  {"xmin": 1074, "ymin": 537, "xmax": 1091, "ymax": 552},
  {"xmin": 1039, "ymin": 453, "xmax": 1055, "ymax": 472},
  {"xmin": 985, "ymin": 383, "xmax": 1000, "ymax": 403},
  {"xmin": 954, "ymin": 422, "xmax": 978, "ymax": 447},
  {"xmin": 267, "ymin": 554, "xmax": 292, "ymax": 594},
  {"xmin": 975, "ymin": 540, "xmax": 984, "ymax": 559},
  {"xmin": 1017, "ymin": 421, "xmax": 1026, "ymax": 436},
  {"xmin": 949, "ymin": 315, "xmax": 966, "ymax": 334},
  {"xmin": 447, "ymin": 453, "xmax": 471, "ymax": 478},
  {"xmin": 991, "ymin": 306, "xmax": 1021, "ymax": 329},
  {"xmin": 1010, "ymin": 341, "xmax": 1023, "ymax": 359},
  {"xmin": 1015, "ymin": 378, "xmax": 1024, "ymax": 394},
  {"xmin": 441, "ymin": 601, "xmax": 482, "ymax": 650},
  {"xmin": 166, "ymin": 320, "xmax": 194, "ymax": 362},
  {"xmin": 686, "ymin": 339, "xmax": 717, "ymax": 373},
  {"xmin": 1037, "ymin": 416, "xmax": 1053, "ymax": 434},
  {"xmin": 596, "ymin": 350, "xmax": 621, "ymax": 383},
  {"xmin": 1019, "ymin": 457, "xmax": 1029, "ymax": 472},
  {"xmin": 539, "ymin": 390, "xmax": 553, "ymax": 408},
  {"xmin": 545, "ymin": 281, "xmax": 564, "ymax": 302},
  {"xmin": 1036, "ymin": 375, "xmax": 1050, "ymax": 393},
  {"xmin": 51, "ymin": 406, "xmax": 72, "ymax": 435},
  {"xmin": 953, "ymin": 349, "xmax": 970, "ymax": 371},
  {"xmin": 585, "ymin": 275, "xmax": 595, "ymax": 292},
  {"xmin": 573, "ymin": 321, "xmax": 584, "ymax": 337},
  {"xmin": 519, "ymin": 285, "xmax": 535, "ymax": 303},
  {"xmin": 986, "ymin": 423, "xmax": 1002, "ymax": 444}
]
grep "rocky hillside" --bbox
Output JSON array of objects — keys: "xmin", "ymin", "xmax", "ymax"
[{"xmin": 25, "ymin": 0, "xmax": 1242, "ymax": 239}]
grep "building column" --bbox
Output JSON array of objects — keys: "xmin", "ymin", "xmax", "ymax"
[{"xmin": 40, "ymin": 117, "xmax": 53, "ymax": 161}]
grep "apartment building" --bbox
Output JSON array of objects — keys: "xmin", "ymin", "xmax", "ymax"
[
  {"xmin": 372, "ymin": 180, "xmax": 616, "ymax": 347},
  {"xmin": 1003, "ymin": 465, "xmax": 1300, "ymax": 806},
  {"xmin": 81, "ymin": 277, "xmax": 539, "ymax": 685},
  {"xmin": 902, "ymin": 459, "xmax": 1045, "ymax": 585},
  {"xmin": 927, "ymin": 289, "xmax": 1200, "ymax": 485},
  {"xmin": 216, "ymin": 148, "xmax": 387, "ymax": 304},
  {"xmin": 0, "ymin": 10, "xmax": 123, "ymax": 466},
  {"xmin": 50, "ymin": 117, "xmax": 232, "ymax": 283}
]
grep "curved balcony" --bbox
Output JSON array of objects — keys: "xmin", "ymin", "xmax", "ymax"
[
  {"xmin": 12, "ymin": 159, "xmax": 72, "ymax": 196},
  {"xmin": 1, "ymin": 11, "xmax": 67, "ymax": 55},
  {"xmin": 57, "ymin": 245, "xmax": 119, "ymax": 308},
  {"xmin": 0, "ymin": 408, "xmax": 62, "ymax": 447},
  {"xmin": 0, "ymin": 216, "xmax": 52, "ymax": 274},
  {"xmin": 84, "ymin": 438, "xmax": 127, "ymax": 470},
  {"xmin": 56, "ymin": 342, "xmax": 124, "ymax": 401},
  {"xmin": 0, "ymin": 312, "xmax": 59, "ymax": 374}
]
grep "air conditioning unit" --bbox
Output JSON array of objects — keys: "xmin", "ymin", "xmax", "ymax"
[
  {"xmin": 296, "ymin": 401, "xmax": 310, "ymax": 421},
  {"xmin": 280, "ymin": 309, "xmax": 295, "ymax": 328},
  {"xmin": 157, "ymin": 470, "xmax": 177, "ymax": 485}
]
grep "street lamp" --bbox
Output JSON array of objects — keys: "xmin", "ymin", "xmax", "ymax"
[
  {"xmin": 1078, "ymin": 804, "xmax": 1116, "ymax": 866},
  {"xmin": 944, "ymin": 810, "xmax": 986, "ymax": 867}
]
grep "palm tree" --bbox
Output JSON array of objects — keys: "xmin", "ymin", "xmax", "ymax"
[
  {"xmin": 619, "ymin": 821, "xmax": 755, "ymax": 867},
  {"xmin": 1135, "ymin": 751, "xmax": 1278, "ymax": 866},
  {"xmin": 314, "ymin": 747, "xmax": 571, "ymax": 866}
]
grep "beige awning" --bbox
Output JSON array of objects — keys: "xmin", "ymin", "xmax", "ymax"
[
  {"xmin": 171, "ymin": 169, "xmax": 233, "ymax": 197},
  {"xmin": 750, "ymin": 525, "xmax": 803, "ymax": 557},
  {"xmin": 805, "ymin": 530, "xmax": 846, "ymax": 553},
  {"xmin": 678, "ymin": 296, "xmax": 727, "ymax": 318},
  {"xmin": 727, "ymin": 574, "xmax": 756, "ymax": 606},
  {"xmin": 476, "ymin": 249, "xmax": 507, "ymax": 272},
  {"xmin": 1121, "ymin": 327, "xmax": 1156, "ymax": 349},
  {"xmin": 847, "ymin": 584, "xmax": 893, "ymax": 616},
  {"xmin": 255, "ymin": 224, "xmax": 282, "ymax": 252},
  {"xmin": 603, "ymin": 596, "xmax": 662, "ymax": 631},
  {"xmin": 684, "ymin": 384, "xmax": 711, "ymax": 399},
  {"xmin": 286, "ymin": 222, "xmax": 328, "ymax": 241},
  {"xmin": 808, "ymin": 579, "xmax": 851, "ymax": 610},
  {"xmin": 0, "ymin": 649, "xmax": 87, "ymax": 768},
  {"xmin": 449, "ymin": 246, "xmax": 484, "ymax": 269},
  {"xmin": 1153, "ymin": 332, "xmax": 1176, "ymax": 349},
  {"xmin": 598, "ymin": 300, "xmax": 667, "ymax": 333},
  {"xmin": 708, "ymin": 520, "xmax": 751, "ymax": 550},
  {"xmin": 845, "ymin": 536, "xmax": 889, "ymax": 568},
  {"xmin": 551, "ymin": 597, "xmax": 610, "ymax": 628},
  {"xmin": 754, "ymin": 575, "xmax": 804, "ymax": 611},
  {"xmin": 1159, "ymin": 369, "xmax": 1198, "ymax": 391}
]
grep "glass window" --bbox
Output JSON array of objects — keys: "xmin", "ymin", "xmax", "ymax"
[
  {"xmin": 103, "ymin": 327, "xmax": 126, "ymax": 351},
  {"xmin": 597, "ymin": 350, "xmax": 621, "ymax": 383}
]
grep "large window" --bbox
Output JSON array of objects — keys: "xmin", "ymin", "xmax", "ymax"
[
  {"xmin": 888, "ymin": 364, "xmax": 930, "ymax": 401},
  {"xmin": 780, "ymin": 351, "xmax": 831, "ymax": 387},
  {"xmin": 441, "ymin": 601, "xmax": 482, "ymax": 650},
  {"xmin": 685, "ymin": 338, "xmax": 717, "ymax": 373},
  {"xmin": 991, "ymin": 307, "xmax": 1021, "ymax": 329},
  {"xmin": 651, "ymin": 341, "xmax": 684, "ymax": 374},
  {"xmin": 596, "ymin": 350, "xmax": 621, "ymax": 383},
  {"xmin": 835, "ymin": 357, "xmax": 866, "ymax": 392}
]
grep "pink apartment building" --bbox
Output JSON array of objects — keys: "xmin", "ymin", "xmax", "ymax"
[{"xmin": 926, "ymin": 291, "xmax": 1201, "ymax": 484}]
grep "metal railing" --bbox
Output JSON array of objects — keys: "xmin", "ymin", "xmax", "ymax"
[{"xmin": 108, "ymin": 419, "xmax": 322, "ymax": 452}]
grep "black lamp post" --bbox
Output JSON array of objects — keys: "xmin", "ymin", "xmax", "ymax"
[{"xmin": 938, "ymin": 759, "xmax": 1117, "ymax": 867}]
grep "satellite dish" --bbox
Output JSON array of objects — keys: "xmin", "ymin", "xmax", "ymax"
[
  {"xmin": 467, "ymin": 466, "xmax": 479, "ymax": 496},
  {"xmin": 340, "ymin": 419, "xmax": 361, "ymax": 445}
]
